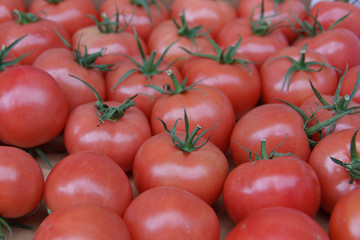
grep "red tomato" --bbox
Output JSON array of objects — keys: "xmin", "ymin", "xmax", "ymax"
[
  {"xmin": 99, "ymin": 0, "xmax": 170, "ymax": 42},
  {"xmin": 230, "ymin": 103, "xmax": 311, "ymax": 165},
  {"xmin": 28, "ymin": 0, "xmax": 98, "ymax": 37},
  {"xmin": 33, "ymin": 47, "xmax": 107, "ymax": 112},
  {"xmin": 0, "ymin": 11, "xmax": 70, "ymax": 65},
  {"xmin": 34, "ymin": 204, "xmax": 132, "ymax": 240},
  {"xmin": 0, "ymin": 65, "xmax": 68, "ymax": 148},
  {"xmin": 237, "ymin": 0, "xmax": 307, "ymax": 43},
  {"xmin": 0, "ymin": 0, "xmax": 26, "ymax": 24},
  {"xmin": 133, "ymin": 131, "xmax": 228, "ymax": 205},
  {"xmin": 171, "ymin": 0, "xmax": 236, "ymax": 37},
  {"xmin": 63, "ymin": 101, "xmax": 151, "ymax": 172},
  {"xmin": 260, "ymin": 45, "xmax": 338, "ymax": 107},
  {"xmin": 329, "ymin": 188, "xmax": 360, "ymax": 240},
  {"xmin": 151, "ymin": 84, "xmax": 235, "ymax": 153},
  {"xmin": 44, "ymin": 151, "xmax": 133, "ymax": 216},
  {"xmin": 226, "ymin": 207, "xmax": 329, "ymax": 240},
  {"xmin": 0, "ymin": 146, "xmax": 44, "ymax": 219},
  {"xmin": 340, "ymin": 65, "xmax": 360, "ymax": 103},
  {"xmin": 123, "ymin": 187, "xmax": 220, "ymax": 240},
  {"xmin": 223, "ymin": 153, "xmax": 321, "ymax": 223},
  {"xmin": 308, "ymin": 128, "xmax": 360, "ymax": 213}
]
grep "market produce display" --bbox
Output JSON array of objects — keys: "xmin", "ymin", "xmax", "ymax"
[{"xmin": 0, "ymin": 0, "xmax": 359, "ymax": 239}]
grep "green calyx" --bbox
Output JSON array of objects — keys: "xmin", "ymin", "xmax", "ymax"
[
  {"xmin": 88, "ymin": 7, "xmax": 127, "ymax": 34},
  {"xmin": 157, "ymin": 107, "xmax": 216, "ymax": 153},
  {"xmin": 0, "ymin": 35, "xmax": 32, "ymax": 71},
  {"xmin": 330, "ymin": 129, "xmax": 360, "ymax": 184},
  {"xmin": 129, "ymin": 0, "xmax": 160, "ymax": 24},
  {"xmin": 70, "ymin": 74, "xmax": 136, "ymax": 125},
  {"xmin": 181, "ymin": 36, "xmax": 255, "ymax": 70},
  {"xmin": 45, "ymin": 0, "xmax": 64, "ymax": 4},
  {"xmin": 12, "ymin": 10, "xmax": 40, "ymax": 24}
]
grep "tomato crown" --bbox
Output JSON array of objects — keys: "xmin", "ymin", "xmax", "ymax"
[
  {"xmin": 88, "ymin": 8, "xmax": 127, "ymax": 34},
  {"xmin": 12, "ymin": 10, "xmax": 41, "ymax": 25},
  {"xmin": 130, "ymin": 0, "xmax": 162, "ymax": 24}
]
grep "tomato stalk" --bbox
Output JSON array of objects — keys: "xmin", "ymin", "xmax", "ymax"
[
  {"xmin": 12, "ymin": 10, "xmax": 40, "ymax": 24},
  {"xmin": 330, "ymin": 130, "xmax": 360, "ymax": 184},
  {"xmin": 87, "ymin": 8, "xmax": 127, "ymax": 34},
  {"xmin": 157, "ymin": 108, "xmax": 216, "ymax": 153}
]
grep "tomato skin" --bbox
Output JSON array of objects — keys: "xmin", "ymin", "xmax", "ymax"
[
  {"xmin": 0, "ymin": 0, "xmax": 26, "ymax": 24},
  {"xmin": 151, "ymin": 85, "xmax": 235, "ymax": 153},
  {"xmin": 63, "ymin": 101, "xmax": 152, "ymax": 172},
  {"xmin": 132, "ymin": 132, "xmax": 228, "ymax": 205},
  {"xmin": 226, "ymin": 207, "xmax": 329, "ymax": 240},
  {"xmin": 181, "ymin": 54, "xmax": 261, "ymax": 119},
  {"xmin": 260, "ymin": 46, "xmax": 338, "ymax": 107},
  {"xmin": 329, "ymin": 188, "xmax": 360, "ymax": 240},
  {"xmin": 223, "ymin": 156, "xmax": 321, "ymax": 223},
  {"xmin": 340, "ymin": 65, "xmax": 360, "ymax": 103},
  {"xmin": 171, "ymin": 0, "xmax": 236, "ymax": 37},
  {"xmin": 44, "ymin": 151, "xmax": 133, "ymax": 217},
  {"xmin": 0, "ymin": 65, "xmax": 68, "ymax": 148},
  {"xmin": 0, "ymin": 146, "xmax": 44, "ymax": 219},
  {"xmin": 216, "ymin": 17, "xmax": 289, "ymax": 68},
  {"xmin": 99, "ymin": 0, "xmax": 170, "ymax": 42},
  {"xmin": 123, "ymin": 187, "xmax": 220, "ymax": 240},
  {"xmin": 28, "ymin": 0, "xmax": 98, "ymax": 37},
  {"xmin": 230, "ymin": 103, "xmax": 311, "ymax": 165},
  {"xmin": 33, "ymin": 47, "xmax": 106, "ymax": 112},
  {"xmin": 308, "ymin": 128, "xmax": 360, "ymax": 213},
  {"xmin": 34, "ymin": 204, "xmax": 132, "ymax": 240}
]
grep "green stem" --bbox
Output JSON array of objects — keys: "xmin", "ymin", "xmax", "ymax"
[{"xmin": 12, "ymin": 10, "xmax": 40, "ymax": 24}]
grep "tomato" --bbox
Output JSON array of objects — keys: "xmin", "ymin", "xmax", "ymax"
[
  {"xmin": 34, "ymin": 204, "xmax": 132, "ymax": 240},
  {"xmin": 329, "ymin": 188, "xmax": 360, "ymax": 240},
  {"xmin": 0, "ymin": 10, "xmax": 70, "ymax": 65},
  {"xmin": 33, "ymin": 47, "xmax": 107, "ymax": 112},
  {"xmin": 260, "ymin": 45, "xmax": 338, "ymax": 107},
  {"xmin": 340, "ymin": 65, "xmax": 360, "ymax": 103},
  {"xmin": 230, "ymin": 103, "xmax": 311, "ymax": 165},
  {"xmin": 63, "ymin": 100, "xmax": 152, "ymax": 172},
  {"xmin": 223, "ymin": 143, "xmax": 321, "ymax": 223},
  {"xmin": 171, "ymin": 0, "xmax": 236, "ymax": 37},
  {"xmin": 44, "ymin": 151, "xmax": 133, "ymax": 216},
  {"xmin": 28, "ymin": 0, "xmax": 98, "ymax": 37},
  {"xmin": 0, "ymin": 65, "xmax": 68, "ymax": 148},
  {"xmin": 123, "ymin": 187, "xmax": 220, "ymax": 240},
  {"xmin": 99, "ymin": 0, "xmax": 170, "ymax": 42},
  {"xmin": 0, "ymin": 0, "xmax": 26, "ymax": 24},
  {"xmin": 0, "ymin": 146, "xmax": 44, "ymax": 219},
  {"xmin": 308, "ymin": 128, "xmax": 360, "ymax": 213},
  {"xmin": 236, "ymin": 0, "xmax": 307, "ymax": 43},
  {"xmin": 226, "ymin": 207, "xmax": 329, "ymax": 240}
]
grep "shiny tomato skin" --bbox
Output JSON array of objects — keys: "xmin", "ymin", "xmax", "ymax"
[
  {"xmin": 260, "ymin": 46, "xmax": 338, "ymax": 107},
  {"xmin": 171, "ymin": 0, "xmax": 236, "ymax": 37},
  {"xmin": 44, "ymin": 151, "xmax": 133, "ymax": 217},
  {"xmin": 0, "ymin": 146, "xmax": 44, "ymax": 219},
  {"xmin": 329, "ymin": 188, "xmax": 360, "ymax": 240},
  {"xmin": 0, "ymin": 65, "xmax": 68, "ymax": 148},
  {"xmin": 99, "ymin": 0, "xmax": 170, "ymax": 42},
  {"xmin": 0, "ymin": 0, "xmax": 26, "ymax": 24},
  {"xmin": 230, "ymin": 103, "xmax": 311, "ymax": 165},
  {"xmin": 340, "ymin": 65, "xmax": 360, "ymax": 103},
  {"xmin": 151, "ymin": 85, "xmax": 235, "ymax": 153},
  {"xmin": 28, "ymin": 0, "xmax": 98, "ymax": 37},
  {"xmin": 223, "ymin": 156, "xmax": 321, "ymax": 223},
  {"xmin": 63, "ymin": 101, "xmax": 151, "ymax": 172},
  {"xmin": 132, "ymin": 132, "xmax": 228, "ymax": 205},
  {"xmin": 181, "ymin": 54, "xmax": 261, "ymax": 119},
  {"xmin": 34, "ymin": 204, "xmax": 132, "ymax": 240},
  {"xmin": 308, "ymin": 128, "xmax": 360, "ymax": 213},
  {"xmin": 123, "ymin": 187, "xmax": 220, "ymax": 240},
  {"xmin": 226, "ymin": 207, "xmax": 329, "ymax": 240}
]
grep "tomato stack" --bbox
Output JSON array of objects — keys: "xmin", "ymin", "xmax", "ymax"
[{"xmin": 0, "ymin": 0, "xmax": 360, "ymax": 239}]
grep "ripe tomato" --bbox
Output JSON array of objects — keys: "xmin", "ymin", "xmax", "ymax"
[
  {"xmin": 0, "ymin": 0, "xmax": 26, "ymax": 24},
  {"xmin": 0, "ymin": 65, "xmax": 68, "ymax": 148},
  {"xmin": 308, "ymin": 128, "xmax": 360, "ymax": 213},
  {"xmin": 44, "ymin": 151, "xmax": 133, "ymax": 217},
  {"xmin": 0, "ymin": 146, "xmax": 44, "ymax": 219},
  {"xmin": 230, "ymin": 103, "xmax": 311, "ymax": 165},
  {"xmin": 99, "ymin": 0, "xmax": 170, "ymax": 42},
  {"xmin": 34, "ymin": 204, "xmax": 132, "ymax": 240},
  {"xmin": 226, "ymin": 207, "xmax": 329, "ymax": 240},
  {"xmin": 223, "ymin": 151, "xmax": 321, "ymax": 223},
  {"xmin": 123, "ymin": 187, "xmax": 220, "ymax": 240},
  {"xmin": 329, "ymin": 188, "xmax": 360, "ymax": 240},
  {"xmin": 171, "ymin": 0, "xmax": 236, "ymax": 37},
  {"xmin": 28, "ymin": 0, "xmax": 98, "ymax": 37}
]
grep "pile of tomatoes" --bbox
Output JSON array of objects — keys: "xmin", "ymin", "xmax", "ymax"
[{"xmin": 0, "ymin": 0, "xmax": 360, "ymax": 239}]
